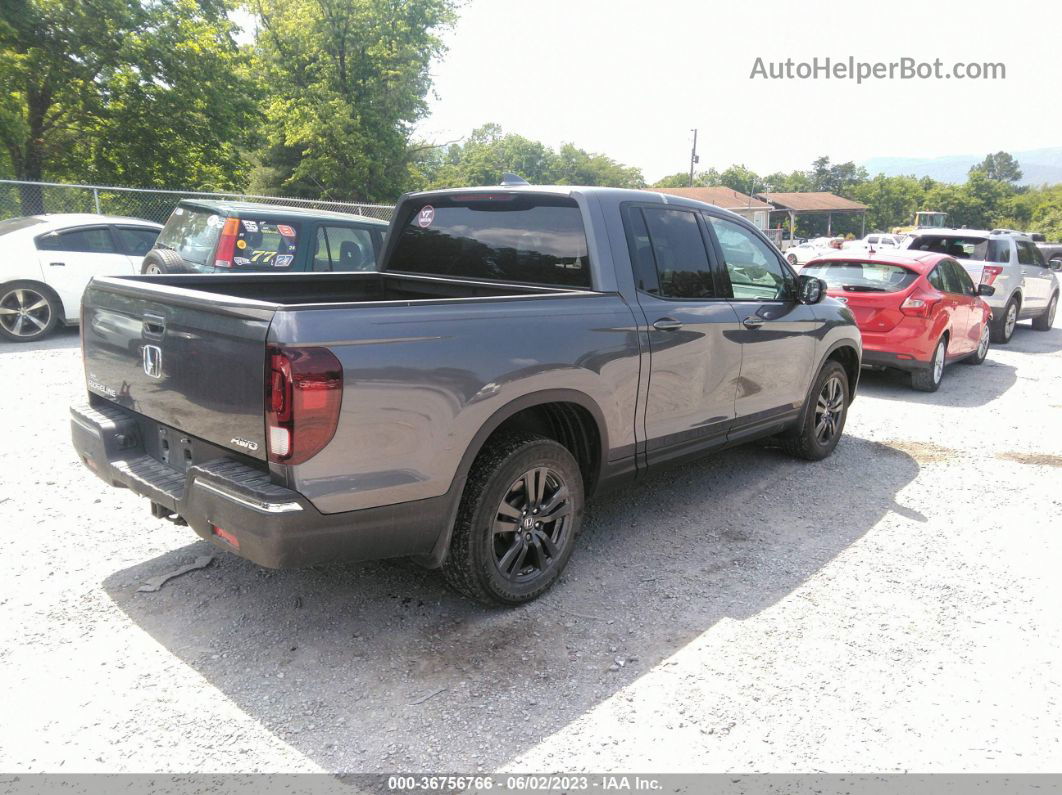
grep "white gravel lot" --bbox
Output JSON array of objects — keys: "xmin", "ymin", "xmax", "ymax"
[{"xmin": 1, "ymin": 315, "xmax": 1060, "ymax": 774}]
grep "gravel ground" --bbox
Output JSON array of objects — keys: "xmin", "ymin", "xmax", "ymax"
[{"xmin": 1, "ymin": 315, "xmax": 1060, "ymax": 774}]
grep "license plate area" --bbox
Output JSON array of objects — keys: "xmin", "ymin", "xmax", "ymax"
[{"xmin": 149, "ymin": 424, "xmax": 195, "ymax": 473}]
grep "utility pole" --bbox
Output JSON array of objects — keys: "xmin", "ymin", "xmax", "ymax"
[{"xmin": 689, "ymin": 129, "xmax": 699, "ymax": 187}]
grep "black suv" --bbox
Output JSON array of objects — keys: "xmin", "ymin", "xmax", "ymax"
[{"xmin": 142, "ymin": 200, "xmax": 389, "ymax": 274}]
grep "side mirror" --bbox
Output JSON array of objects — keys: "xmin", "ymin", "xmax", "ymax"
[
  {"xmin": 797, "ymin": 274, "xmax": 827, "ymax": 304},
  {"xmin": 1050, "ymin": 258, "xmax": 1062, "ymax": 271},
  {"xmin": 978, "ymin": 283, "xmax": 996, "ymax": 297}
]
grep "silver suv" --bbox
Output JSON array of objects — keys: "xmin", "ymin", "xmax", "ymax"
[{"xmin": 904, "ymin": 229, "xmax": 1059, "ymax": 343}]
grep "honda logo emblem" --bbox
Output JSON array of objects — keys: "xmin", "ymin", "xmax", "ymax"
[{"xmin": 142, "ymin": 344, "xmax": 163, "ymax": 378}]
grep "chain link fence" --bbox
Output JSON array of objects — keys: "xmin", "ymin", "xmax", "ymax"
[{"xmin": 0, "ymin": 180, "xmax": 395, "ymax": 225}]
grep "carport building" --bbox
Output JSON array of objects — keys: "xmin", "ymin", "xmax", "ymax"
[{"xmin": 756, "ymin": 191, "xmax": 869, "ymax": 238}]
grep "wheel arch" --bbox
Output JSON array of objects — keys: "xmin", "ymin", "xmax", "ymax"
[
  {"xmin": 0, "ymin": 278, "xmax": 67, "ymax": 325},
  {"xmin": 419, "ymin": 389, "xmax": 609, "ymax": 569}
]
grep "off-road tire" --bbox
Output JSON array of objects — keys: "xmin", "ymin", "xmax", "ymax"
[
  {"xmin": 778, "ymin": 360, "xmax": 849, "ymax": 461},
  {"xmin": 141, "ymin": 248, "xmax": 190, "ymax": 274},
  {"xmin": 442, "ymin": 434, "xmax": 584, "ymax": 606}
]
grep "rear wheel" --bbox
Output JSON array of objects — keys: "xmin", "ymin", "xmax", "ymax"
[
  {"xmin": 786, "ymin": 253, "xmax": 798, "ymax": 267},
  {"xmin": 990, "ymin": 296, "xmax": 1019, "ymax": 344},
  {"xmin": 0, "ymin": 282, "xmax": 60, "ymax": 342},
  {"xmin": 912, "ymin": 337, "xmax": 946, "ymax": 392},
  {"xmin": 442, "ymin": 434, "xmax": 584, "ymax": 605},
  {"xmin": 1032, "ymin": 292, "xmax": 1058, "ymax": 331},
  {"xmin": 962, "ymin": 322, "xmax": 990, "ymax": 365},
  {"xmin": 778, "ymin": 360, "xmax": 849, "ymax": 461}
]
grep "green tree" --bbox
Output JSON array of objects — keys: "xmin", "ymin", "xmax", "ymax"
[
  {"xmin": 0, "ymin": 0, "xmax": 257, "ymax": 213},
  {"xmin": 249, "ymin": 0, "xmax": 456, "ymax": 202},
  {"xmin": 971, "ymin": 151, "xmax": 1023, "ymax": 183},
  {"xmin": 850, "ymin": 175, "xmax": 927, "ymax": 231},
  {"xmin": 651, "ymin": 168, "xmax": 721, "ymax": 188},
  {"xmin": 415, "ymin": 124, "xmax": 644, "ymax": 190},
  {"xmin": 718, "ymin": 164, "xmax": 760, "ymax": 195}
]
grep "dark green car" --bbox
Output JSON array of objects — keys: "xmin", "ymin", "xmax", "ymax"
[{"xmin": 141, "ymin": 200, "xmax": 389, "ymax": 274}]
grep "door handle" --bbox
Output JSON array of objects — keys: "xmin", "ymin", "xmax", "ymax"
[
  {"xmin": 652, "ymin": 317, "xmax": 683, "ymax": 331},
  {"xmin": 742, "ymin": 315, "xmax": 766, "ymax": 329},
  {"xmin": 49, "ymin": 261, "xmax": 65, "ymax": 267}
]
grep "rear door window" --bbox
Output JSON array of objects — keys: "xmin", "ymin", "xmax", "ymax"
[
  {"xmin": 636, "ymin": 207, "xmax": 716, "ymax": 299},
  {"xmin": 945, "ymin": 259, "xmax": 976, "ymax": 295},
  {"xmin": 314, "ymin": 226, "xmax": 377, "ymax": 271},
  {"xmin": 36, "ymin": 226, "xmax": 117, "ymax": 253},
  {"xmin": 1016, "ymin": 241, "xmax": 1043, "ymax": 266},
  {"xmin": 113, "ymin": 226, "xmax": 160, "ymax": 257},
  {"xmin": 232, "ymin": 219, "xmax": 300, "ymax": 268},
  {"xmin": 387, "ymin": 194, "xmax": 591, "ymax": 288}
]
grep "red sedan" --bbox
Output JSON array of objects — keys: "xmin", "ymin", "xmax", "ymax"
[{"xmin": 803, "ymin": 250, "xmax": 994, "ymax": 392}]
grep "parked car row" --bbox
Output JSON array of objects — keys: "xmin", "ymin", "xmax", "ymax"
[
  {"xmin": 0, "ymin": 201, "xmax": 388, "ymax": 342},
  {"xmin": 799, "ymin": 226, "xmax": 1059, "ymax": 391},
  {"xmin": 4, "ymin": 181, "xmax": 1054, "ymax": 606}
]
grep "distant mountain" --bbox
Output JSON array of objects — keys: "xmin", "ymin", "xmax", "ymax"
[{"xmin": 861, "ymin": 147, "xmax": 1062, "ymax": 186}]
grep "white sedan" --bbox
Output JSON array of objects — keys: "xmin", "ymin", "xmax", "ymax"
[
  {"xmin": 0, "ymin": 214, "xmax": 161, "ymax": 342},
  {"xmin": 783, "ymin": 237, "xmax": 843, "ymax": 267}
]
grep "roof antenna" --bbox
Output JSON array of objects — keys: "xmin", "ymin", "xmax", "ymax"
[{"xmin": 500, "ymin": 172, "xmax": 529, "ymax": 186}]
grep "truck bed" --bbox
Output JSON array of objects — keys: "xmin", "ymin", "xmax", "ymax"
[{"xmin": 99, "ymin": 270, "xmax": 580, "ymax": 308}]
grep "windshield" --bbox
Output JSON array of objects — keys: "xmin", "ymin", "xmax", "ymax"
[
  {"xmin": 916, "ymin": 212, "xmax": 947, "ymax": 228},
  {"xmin": 156, "ymin": 206, "xmax": 219, "ymax": 265},
  {"xmin": 802, "ymin": 261, "xmax": 919, "ymax": 292},
  {"xmin": 387, "ymin": 195, "xmax": 591, "ymax": 288},
  {"xmin": 907, "ymin": 234, "xmax": 1010, "ymax": 263}
]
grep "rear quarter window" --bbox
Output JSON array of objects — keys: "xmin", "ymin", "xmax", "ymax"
[
  {"xmin": 232, "ymin": 219, "xmax": 300, "ymax": 268},
  {"xmin": 386, "ymin": 195, "xmax": 592, "ymax": 288}
]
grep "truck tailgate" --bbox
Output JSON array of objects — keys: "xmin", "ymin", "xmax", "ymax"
[{"xmin": 80, "ymin": 277, "xmax": 275, "ymax": 460}]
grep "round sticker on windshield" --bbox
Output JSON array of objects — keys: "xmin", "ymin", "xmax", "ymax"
[
  {"xmin": 417, "ymin": 205, "xmax": 435, "ymax": 228},
  {"xmin": 207, "ymin": 214, "xmax": 220, "ymax": 228}
]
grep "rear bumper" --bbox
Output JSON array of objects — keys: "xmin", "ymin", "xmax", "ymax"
[
  {"xmin": 859, "ymin": 321, "xmax": 936, "ymax": 369},
  {"xmin": 861, "ymin": 349, "xmax": 931, "ymax": 371},
  {"xmin": 70, "ymin": 401, "xmax": 447, "ymax": 568}
]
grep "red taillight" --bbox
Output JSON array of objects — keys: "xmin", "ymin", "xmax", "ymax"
[
  {"xmin": 211, "ymin": 524, "xmax": 240, "ymax": 549},
  {"xmin": 900, "ymin": 294, "xmax": 939, "ymax": 318},
  {"xmin": 213, "ymin": 218, "xmax": 240, "ymax": 268},
  {"xmin": 265, "ymin": 346, "xmax": 343, "ymax": 465},
  {"xmin": 981, "ymin": 265, "xmax": 1004, "ymax": 286}
]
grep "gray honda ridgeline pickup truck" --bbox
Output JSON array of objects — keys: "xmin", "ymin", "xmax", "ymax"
[{"xmin": 72, "ymin": 185, "xmax": 861, "ymax": 605}]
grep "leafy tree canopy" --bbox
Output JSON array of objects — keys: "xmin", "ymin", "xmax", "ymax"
[
  {"xmin": 248, "ymin": 0, "xmax": 457, "ymax": 203},
  {"xmin": 411, "ymin": 123, "xmax": 644, "ymax": 190},
  {"xmin": 1, "ymin": 0, "xmax": 257, "ymax": 212}
]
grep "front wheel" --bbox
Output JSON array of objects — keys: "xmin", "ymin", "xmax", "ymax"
[
  {"xmin": 443, "ymin": 434, "xmax": 584, "ymax": 605},
  {"xmin": 778, "ymin": 360, "xmax": 849, "ymax": 461},
  {"xmin": 1032, "ymin": 293, "xmax": 1058, "ymax": 331},
  {"xmin": 961, "ymin": 322, "xmax": 990, "ymax": 365},
  {"xmin": 0, "ymin": 282, "xmax": 60, "ymax": 342}
]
